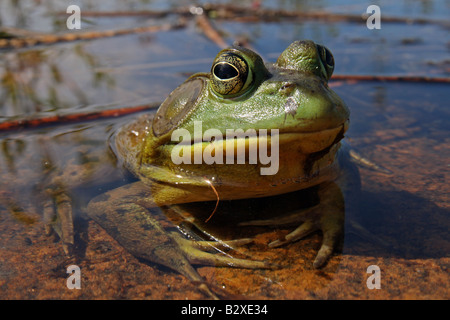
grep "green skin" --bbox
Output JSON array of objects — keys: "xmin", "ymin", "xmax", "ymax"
[{"xmin": 87, "ymin": 40, "xmax": 357, "ymax": 297}]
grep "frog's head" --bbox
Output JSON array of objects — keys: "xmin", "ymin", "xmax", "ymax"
[{"xmin": 129, "ymin": 40, "xmax": 349, "ymax": 194}]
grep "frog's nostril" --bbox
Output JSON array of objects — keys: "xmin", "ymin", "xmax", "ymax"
[{"xmin": 280, "ymin": 83, "xmax": 295, "ymax": 91}]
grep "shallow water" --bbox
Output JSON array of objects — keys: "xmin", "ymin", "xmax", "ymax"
[{"xmin": 0, "ymin": 0, "xmax": 448, "ymax": 300}]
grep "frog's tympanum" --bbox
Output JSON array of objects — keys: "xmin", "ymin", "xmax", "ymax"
[{"xmin": 87, "ymin": 40, "xmax": 359, "ymax": 298}]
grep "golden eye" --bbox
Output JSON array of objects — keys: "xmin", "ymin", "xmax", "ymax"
[{"xmin": 210, "ymin": 52, "xmax": 251, "ymax": 97}]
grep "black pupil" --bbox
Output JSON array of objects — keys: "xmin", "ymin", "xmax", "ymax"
[{"xmin": 214, "ymin": 63, "xmax": 238, "ymax": 80}]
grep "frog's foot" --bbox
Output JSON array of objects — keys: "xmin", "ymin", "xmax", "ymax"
[
  {"xmin": 240, "ymin": 182, "xmax": 344, "ymax": 269},
  {"xmin": 272, "ymin": 210, "xmax": 342, "ymax": 269},
  {"xmin": 43, "ymin": 189, "xmax": 74, "ymax": 255},
  {"xmin": 170, "ymin": 232, "xmax": 274, "ymax": 269},
  {"xmin": 87, "ymin": 182, "xmax": 275, "ymax": 299},
  {"xmin": 241, "ymin": 205, "xmax": 342, "ymax": 268}
]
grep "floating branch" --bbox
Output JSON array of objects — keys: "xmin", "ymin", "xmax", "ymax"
[
  {"xmin": 0, "ymin": 20, "xmax": 186, "ymax": 49},
  {"xmin": 0, "ymin": 103, "xmax": 159, "ymax": 132},
  {"xmin": 331, "ymin": 74, "xmax": 450, "ymax": 83}
]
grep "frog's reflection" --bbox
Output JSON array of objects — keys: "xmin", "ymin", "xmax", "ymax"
[{"xmin": 0, "ymin": 122, "xmax": 128, "ymax": 252}]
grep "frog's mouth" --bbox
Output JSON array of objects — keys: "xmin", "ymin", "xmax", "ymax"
[{"xmin": 170, "ymin": 119, "xmax": 348, "ymax": 161}]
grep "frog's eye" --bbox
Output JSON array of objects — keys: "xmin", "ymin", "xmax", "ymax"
[
  {"xmin": 210, "ymin": 52, "xmax": 252, "ymax": 97},
  {"xmin": 316, "ymin": 44, "xmax": 335, "ymax": 80}
]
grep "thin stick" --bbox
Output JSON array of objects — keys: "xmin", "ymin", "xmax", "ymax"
[
  {"xmin": 195, "ymin": 13, "xmax": 228, "ymax": 49},
  {"xmin": 0, "ymin": 21, "xmax": 186, "ymax": 49},
  {"xmin": 331, "ymin": 74, "xmax": 450, "ymax": 83},
  {"xmin": 0, "ymin": 103, "xmax": 160, "ymax": 132},
  {"xmin": 204, "ymin": 179, "xmax": 220, "ymax": 223}
]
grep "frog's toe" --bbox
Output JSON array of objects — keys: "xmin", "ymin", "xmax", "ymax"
[
  {"xmin": 312, "ymin": 224, "xmax": 341, "ymax": 268},
  {"xmin": 239, "ymin": 205, "xmax": 319, "ymax": 227},
  {"xmin": 312, "ymin": 205, "xmax": 344, "ymax": 268},
  {"xmin": 172, "ymin": 233, "xmax": 274, "ymax": 269},
  {"xmin": 268, "ymin": 220, "xmax": 317, "ymax": 248},
  {"xmin": 188, "ymin": 237, "xmax": 254, "ymax": 252}
]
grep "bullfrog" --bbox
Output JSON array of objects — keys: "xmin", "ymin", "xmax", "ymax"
[{"xmin": 86, "ymin": 40, "xmax": 359, "ymax": 297}]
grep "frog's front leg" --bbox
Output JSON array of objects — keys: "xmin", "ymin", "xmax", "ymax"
[
  {"xmin": 274, "ymin": 182, "xmax": 344, "ymax": 269},
  {"xmin": 241, "ymin": 181, "xmax": 345, "ymax": 269},
  {"xmin": 86, "ymin": 181, "xmax": 272, "ymax": 297}
]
